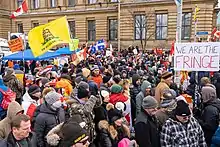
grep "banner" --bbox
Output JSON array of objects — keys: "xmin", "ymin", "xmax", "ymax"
[
  {"xmin": 69, "ymin": 39, "xmax": 79, "ymax": 51},
  {"xmin": 28, "ymin": 16, "xmax": 71, "ymax": 57},
  {"xmin": 174, "ymin": 42, "xmax": 220, "ymax": 71},
  {"xmin": 8, "ymin": 37, "xmax": 24, "ymax": 52}
]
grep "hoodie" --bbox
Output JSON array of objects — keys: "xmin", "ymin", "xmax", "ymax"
[
  {"xmin": 0, "ymin": 101, "xmax": 24, "ymax": 140},
  {"xmin": 135, "ymin": 80, "xmax": 152, "ymax": 116},
  {"xmin": 200, "ymin": 86, "xmax": 220, "ymax": 146}
]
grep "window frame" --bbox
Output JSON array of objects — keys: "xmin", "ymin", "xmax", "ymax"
[
  {"xmin": 155, "ymin": 13, "xmax": 168, "ymax": 40},
  {"xmin": 182, "ymin": 12, "xmax": 192, "ymax": 40},
  {"xmin": 108, "ymin": 19, "xmax": 118, "ymax": 41},
  {"xmin": 134, "ymin": 14, "xmax": 146, "ymax": 40},
  {"xmin": 88, "ymin": 20, "xmax": 96, "ymax": 41}
]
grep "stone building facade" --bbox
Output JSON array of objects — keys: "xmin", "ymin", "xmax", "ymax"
[{"xmin": 0, "ymin": 0, "xmax": 218, "ymax": 49}]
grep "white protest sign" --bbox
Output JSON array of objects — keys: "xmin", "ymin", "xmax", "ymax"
[
  {"xmin": 57, "ymin": 57, "xmax": 68, "ymax": 67},
  {"xmin": 106, "ymin": 50, "xmax": 112, "ymax": 57},
  {"xmin": 174, "ymin": 42, "xmax": 220, "ymax": 71}
]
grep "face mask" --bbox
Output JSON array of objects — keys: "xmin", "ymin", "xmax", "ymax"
[{"xmin": 52, "ymin": 100, "xmax": 62, "ymax": 109}]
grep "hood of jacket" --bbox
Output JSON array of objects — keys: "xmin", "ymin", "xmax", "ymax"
[
  {"xmin": 141, "ymin": 80, "xmax": 151, "ymax": 96},
  {"xmin": 7, "ymin": 101, "xmax": 24, "ymax": 121},
  {"xmin": 98, "ymin": 120, "xmax": 117, "ymax": 140},
  {"xmin": 3, "ymin": 74, "xmax": 16, "ymax": 83},
  {"xmin": 132, "ymin": 74, "xmax": 140, "ymax": 86},
  {"xmin": 22, "ymin": 92, "xmax": 37, "ymax": 104},
  {"xmin": 202, "ymin": 85, "xmax": 217, "ymax": 103}
]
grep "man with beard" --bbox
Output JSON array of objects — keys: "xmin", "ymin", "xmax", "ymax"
[{"xmin": 160, "ymin": 100, "xmax": 206, "ymax": 147}]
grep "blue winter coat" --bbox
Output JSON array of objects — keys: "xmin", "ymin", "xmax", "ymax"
[
  {"xmin": 0, "ymin": 78, "xmax": 8, "ymax": 119},
  {"xmin": 211, "ymin": 126, "xmax": 220, "ymax": 147}
]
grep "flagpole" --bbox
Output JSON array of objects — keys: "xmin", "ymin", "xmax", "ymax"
[
  {"xmin": 174, "ymin": 0, "xmax": 182, "ymax": 88},
  {"xmin": 117, "ymin": 0, "xmax": 121, "ymax": 52},
  {"xmin": 22, "ymin": 33, "xmax": 26, "ymax": 94}
]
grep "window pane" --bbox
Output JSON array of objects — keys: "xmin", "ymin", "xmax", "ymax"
[
  {"xmin": 182, "ymin": 12, "xmax": 191, "ymax": 40},
  {"xmin": 88, "ymin": 0, "xmax": 96, "ymax": 4},
  {"xmin": 88, "ymin": 20, "xmax": 96, "ymax": 41},
  {"xmin": 68, "ymin": 21, "xmax": 75, "ymax": 38},
  {"xmin": 134, "ymin": 15, "xmax": 146, "ymax": 40},
  {"xmin": 18, "ymin": 23, "xmax": 23, "ymax": 33},
  {"xmin": 17, "ymin": 0, "xmax": 23, "ymax": 7},
  {"xmin": 51, "ymin": 0, "xmax": 56, "ymax": 7},
  {"xmin": 33, "ymin": 0, "xmax": 39, "ymax": 9},
  {"xmin": 32, "ymin": 22, "xmax": 39, "ymax": 28},
  {"xmin": 68, "ymin": 0, "xmax": 75, "ymax": 6},
  {"xmin": 109, "ymin": 19, "xmax": 118, "ymax": 40},
  {"xmin": 162, "ymin": 27, "xmax": 167, "ymax": 39},
  {"xmin": 156, "ymin": 14, "xmax": 167, "ymax": 39}
]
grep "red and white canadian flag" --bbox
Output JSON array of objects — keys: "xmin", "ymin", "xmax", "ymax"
[{"xmin": 10, "ymin": 0, "xmax": 28, "ymax": 19}]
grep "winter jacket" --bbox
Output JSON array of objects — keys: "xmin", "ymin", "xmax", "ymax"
[
  {"xmin": 67, "ymin": 93, "xmax": 102, "ymax": 142},
  {"xmin": 94, "ymin": 102, "xmax": 108, "ymax": 127},
  {"xmin": 22, "ymin": 92, "xmax": 39, "ymax": 120},
  {"xmin": 0, "ymin": 132, "xmax": 37, "ymax": 147},
  {"xmin": 136, "ymin": 80, "xmax": 151, "ymax": 116},
  {"xmin": 155, "ymin": 79, "xmax": 170, "ymax": 103},
  {"xmin": 0, "ymin": 101, "xmax": 23, "ymax": 140},
  {"xmin": 135, "ymin": 108, "xmax": 160, "ymax": 147},
  {"xmin": 92, "ymin": 75, "xmax": 103, "ymax": 88},
  {"xmin": 3, "ymin": 74, "xmax": 23, "ymax": 102},
  {"xmin": 160, "ymin": 116, "xmax": 207, "ymax": 147},
  {"xmin": 34, "ymin": 103, "xmax": 65, "ymax": 147},
  {"xmin": 199, "ymin": 99, "xmax": 220, "ymax": 146},
  {"xmin": 211, "ymin": 126, "xmax": 220, "ymax": 147},
  {"xmin": 0, "ymin": 78, "xmax": 9, "ymax": 119},
  {"xmin": 109, "ymin": 93, "xmax": 128, "ymax": 105},
  {"xmin": 155, "ymin": 110, "xmax": 171, "ymax": 129},
  {"xmin": 130, "ymin": 74, "xmax": 141, "ymax": 101},
  {"xmin": 97, "ymin": 120, "xmax": 130, "ymax": 147},
  {"xmin": 215, "ymin": 77, "xmax": 220, "ymax": 99}
]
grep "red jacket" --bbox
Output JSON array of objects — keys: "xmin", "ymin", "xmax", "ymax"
[{"xmin": 109, "ymin": 93, "xmax": 128, "ymax": 105}]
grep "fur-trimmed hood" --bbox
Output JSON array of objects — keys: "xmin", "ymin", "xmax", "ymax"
[
  {"xmin": 46, "ymin": 123, "xmax": 63, "ymax": 146},
  {"xmin": 98, "ymin": 120, "xmax": 118, "ymax": 140},
  {"xmin": 98, "ymin": 120, "xmax": 131, "ymax": 140}
]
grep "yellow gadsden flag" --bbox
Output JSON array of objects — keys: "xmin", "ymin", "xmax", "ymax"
[{"xmin": 28, "ymin": 16, "xmax": 71, "ymax": 57}]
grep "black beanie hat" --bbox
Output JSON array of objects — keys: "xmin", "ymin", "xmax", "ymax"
[
  {"xmin": 28, "ymin": 85, "xmax": 41, "ymax": 95},
  {"xmin": 103, "ymin": 76, "xmax": 112, "ymax": 84},
  {"xmin": 107, "ymin": 104, "xmax": 123, "ymax": 124},
  {"xmin": 77, "ymin": 87, "xmax": 89, "ymax": 99},
  {"xmin": 175, "ymin": 100, "xmax": 191, "ymax": 116}
]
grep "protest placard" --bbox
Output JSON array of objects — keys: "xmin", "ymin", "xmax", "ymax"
[
  {"xmin": 8, "ymin": 37, "xmax": 24, "ymax": 52},
  {"xmin": 174, "ymin": 42, "xmax": 220, "ymax": 71}
]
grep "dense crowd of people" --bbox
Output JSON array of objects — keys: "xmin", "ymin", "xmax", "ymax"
[{"xmin": 0, "ymin": 46, "xmax": 219, "ymax": 147}]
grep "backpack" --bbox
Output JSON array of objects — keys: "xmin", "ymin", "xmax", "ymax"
[{"xmin": 0, "ymin": 88, "xmax": 16, "ymax": 110}]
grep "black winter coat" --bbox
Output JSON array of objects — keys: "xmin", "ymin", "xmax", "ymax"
[
  {"xmin": 135, "ymin": 109, "xmax": 160, "ymax": 147},
  {"xmin": 0, "ymin": 132, "xmax": 37, "ymax": 147},
  {"xmin": 34, "ymin": 103, "xmax": 65, "ymax": 147},
  {"xmin": 215, "ymin": 78, "xmax": 220, "ymax": 99},
  {"xmin": 199, "ymin": 99, "xmax": 220, "ymax": 146}
]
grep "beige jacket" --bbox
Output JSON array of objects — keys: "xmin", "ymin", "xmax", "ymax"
[{"xmin": 155, "ymin": 80, "xmax": 170, "ymax": 103}]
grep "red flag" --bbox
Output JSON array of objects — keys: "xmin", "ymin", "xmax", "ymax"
[
  {"xmin": 214, "ymin": 31, "xmax": 220, "ymax": 38},
  {"xmin": 10, "ymin": 0, "xmax": 28, "ymax": 19},
  {"xmin": 170, "ymin": 42, "xmax": 175, "ymax": 56}
]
